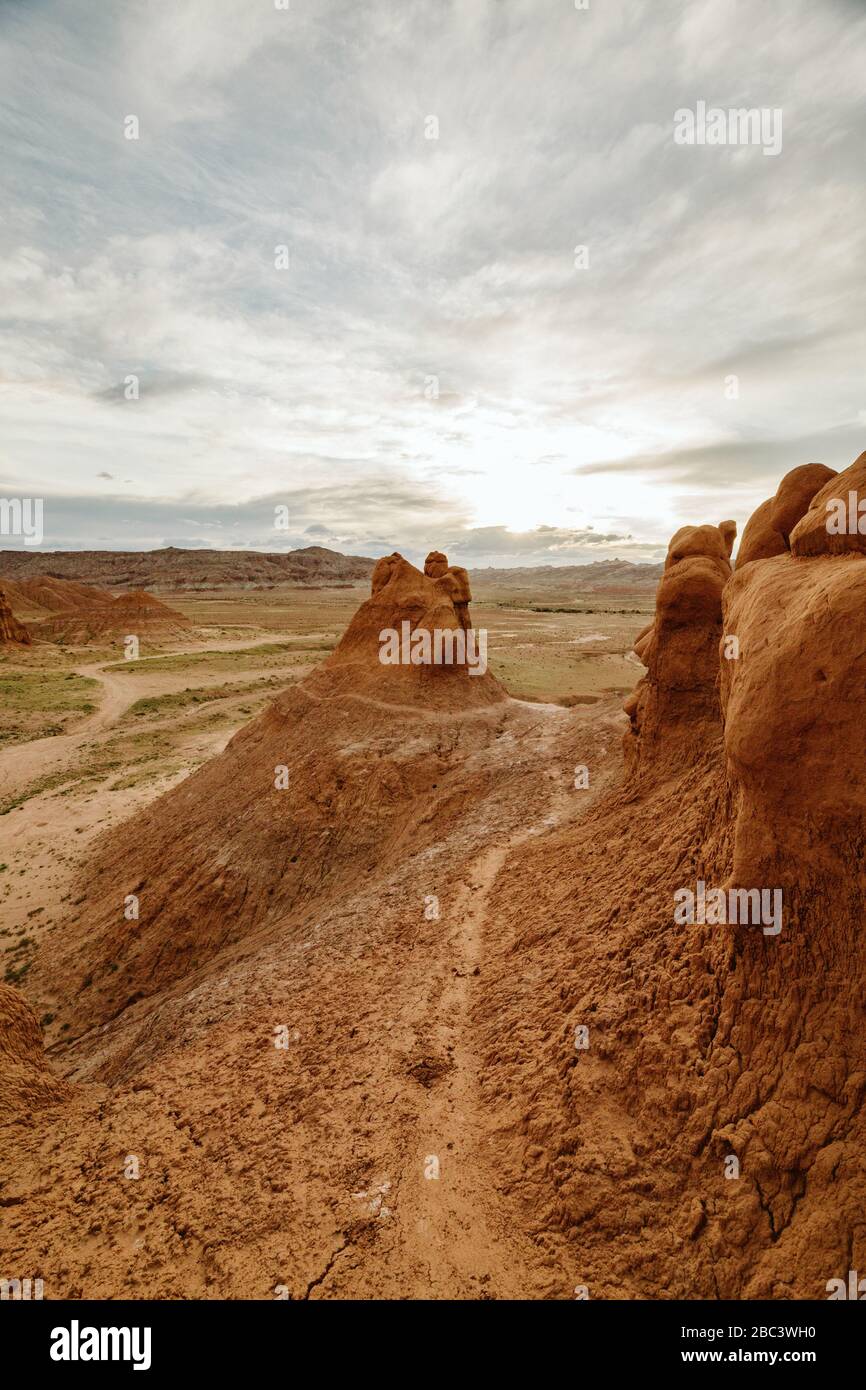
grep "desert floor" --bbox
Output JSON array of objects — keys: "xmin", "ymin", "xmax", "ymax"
[
  {"xmin": 1, "ymin": 581, "xmax": 655, "ymax": 1298},
  {"xmin": 0, "ymin": 582, "xmax": 651, "ymax": 1002}
]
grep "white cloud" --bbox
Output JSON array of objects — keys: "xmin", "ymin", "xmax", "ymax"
[{"xmin": 0, "ymin": 0, "xmax": 863, "ymax": 565}]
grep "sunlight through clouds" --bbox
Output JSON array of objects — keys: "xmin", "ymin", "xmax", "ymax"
[{"xmin": 0, "ymin": 0, "xmax": 864, "ymax": 562}]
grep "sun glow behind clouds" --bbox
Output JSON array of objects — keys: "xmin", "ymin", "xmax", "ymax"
[
  {"xmin": 432, "ymin": 404, "xmax": 688, "ymax": 537},
  {"xmin": 452, "ymin": 452, "xmax": 674, "ymax": 537},
  {"xmin": 0, "ymin": 0, "xmax": 864, "ymax": 562}
]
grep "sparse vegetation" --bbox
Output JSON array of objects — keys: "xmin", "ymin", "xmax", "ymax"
[
  {"xmin": 0, "ymin": 671, "xmax": 100, "ymax": 745},
  {"xmin": 122, "ymin": 676, "xmax": 286, "ymax": 721},
  {"xmin": 103, "ymin": 639, "xmax": 334, "ymax": 677}
]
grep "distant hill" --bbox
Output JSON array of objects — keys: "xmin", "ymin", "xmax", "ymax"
[
  {"xmin": 0, "ymin": 576, "xmax": 114, "ymax": 616},
  {"xmin": 471, "ymin": 558, "xmax": 662, "ymax": 593},
  {"xmin": 0, "ymin": 545, "xmax": 377, "ymax": 592},
  {"xmin": 39, "ymin": 589, "xmax": 191, "ymax": 645},
  {"xmin": 0, "ymin": 546, "xmax": 662, "ymax": 596}
]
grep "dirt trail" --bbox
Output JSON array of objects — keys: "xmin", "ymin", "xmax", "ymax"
[
  {"xmin": 0, "ymin": 636, "xmax": 292, "ymax": 804},
  {"xmin": 323, "ymin": 703, "xmax": 618, "ymax": 1299},
  {"xmin": 0, "ymin": 634, "xmax": 304, "ymax": 945},
  {"xmin": 388, "ymin": 842, "xmax": 522, "ymax": 1297}
]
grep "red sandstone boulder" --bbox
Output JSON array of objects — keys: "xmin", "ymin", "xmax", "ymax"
[
  {"xmin": 311, "ymin": 550, "xmax": 499, "ymax": 707},
  {"xmin": 790, "ymin": 450, "xmax": 866, "ymax": 558},
  {"xmin": 623, "ymin": 521, "xmax": 735, "ymax": 771},
  {"xmin": 737, "ymin": 462, "xmax": 836, "ymax": 568}
]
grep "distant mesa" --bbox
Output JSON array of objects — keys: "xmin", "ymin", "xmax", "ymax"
[
  {"xmin": 0, "ymin": 545, "xmax": 668, "ymax": 599},
  {"xmin": 0, "ymin": 544, "xmax": 377, "ymax": 593},
  {"xmin": 470, "ymin": 556, "xmax": 663, "ymax": 592}
]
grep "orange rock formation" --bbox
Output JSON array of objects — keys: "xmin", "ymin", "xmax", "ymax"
[
  {"xmin": 623, "ymin": 520, "xmax": 736, "ymax": 770},
  {"xmin": 40, "ymin": 589, "xmax": 190, "ymax": 644},
  {"xmin": 0, "ymin": 584, "xmax": 31, "ymax": 645},
  {"xmin": 736, "ymin": 462, "xmax": 836, "ymax": 567}
]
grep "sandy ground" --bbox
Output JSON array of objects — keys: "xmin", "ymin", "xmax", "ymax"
[
  {"xmin": 0, "ymin": 593, "xmax": 642, "ymax": 1298},
  {"xmin": 0, "ymin": 633, "xmax": 318, "ymax": 970},
  {"xmin": 2, "ymin": 680, "xmax": 624, "ymax": 1298},
  {"xmin": 0, "ymin": 636, "xmax": 292, "ymax": 803},
  {"xmin": 1, "ymin": 594, "xmax": 641, "ymax": 1001},
  {"xmin": 4, "ymin": 541, "xmax": 863, "ymax": 1302}
]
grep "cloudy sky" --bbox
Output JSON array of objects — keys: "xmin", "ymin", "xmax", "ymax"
[{"xmin": 0, "ymin": 0, "xmax": 864, "ymax": 567}]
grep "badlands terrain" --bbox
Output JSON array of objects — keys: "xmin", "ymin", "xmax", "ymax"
[{"xmin": 0, "ymin": 460, "xmax": 864, "ymax": 1301}]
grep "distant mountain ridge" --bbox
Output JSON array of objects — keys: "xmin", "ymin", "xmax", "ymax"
[
  {"xmin": 0, "ymin": 546, "xmax": 663, "ymax": 593},
  {"xmin": 472, "ymin": 557, "xmax": 663, "ymax": 591},
  {"xmin": 0, "ymin": 545, "xmax": 377, "ymax": 592}
]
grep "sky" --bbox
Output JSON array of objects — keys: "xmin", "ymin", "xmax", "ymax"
[{"xmin": 0, "ymin": 0, "xmax": 864, "ymax": 568}]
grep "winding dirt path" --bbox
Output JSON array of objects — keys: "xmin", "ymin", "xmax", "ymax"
[
  {"xmin": 320, "ymin": 702, "xmax": 620, "ymax": 1299},
  {"xmin": 0, "ymin": 636, "xmax": 291, "ymax": 805}
]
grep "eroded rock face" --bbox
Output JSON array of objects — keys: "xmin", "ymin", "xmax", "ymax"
[
  {"xmin": 790, "ymin": 450, "xmax": 866, "ymax": 558},
  {"xmin": 440, "ymin": 566, "xmax": 472, "ymax": 631},
  {"xmin": 0, "ymin": 984, "xmax": 69, "ymax": 1118},
  {"xmin": 106, "ymin": 590, "xmax": 190, "ymax": 625},
  {"xmin": 726, "ymin": 451, "xmax": 866, "ymax": 888},
  {"xmin": 623, "ymin": 521, "xmax": 736, "ymax": 772},
  {"xmin": 0, "ymin": 585, "xmax": 31, "ymax": 646},
  {"xmin": 371, "ymin": 552, "xmax": 402, "ymax": 593},
  {"xmin": 721, "ymin": 549, "xmax": 866, "ymax": 889},
  {"xmin": 313, "ymin": 550, "xmax": 493, "ymax": 705},
  {"xmin": 40, "ymin": 589, "xmax": 190, "ymax": 644},
  {"xmin": 737, "ymin": 463, "xmax": 836, "ymax": 568},
  {"xmin": 5, "ymin": 577, "xmax": 112, "ymax": 613},
  {"xmin": 424, "ymin": 552, "xmax": 472, "ymax": 629},
  {"xmin": 486, "ymin": 458, "xmax": 866, "ymax": 1297},
  {"xmin": 423, "ymin": 551, "xmax": 449, "ymax": 580},
  {"xmin": 711, "ymin": 532, "xmax": 866, "ymax": 1290}
]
